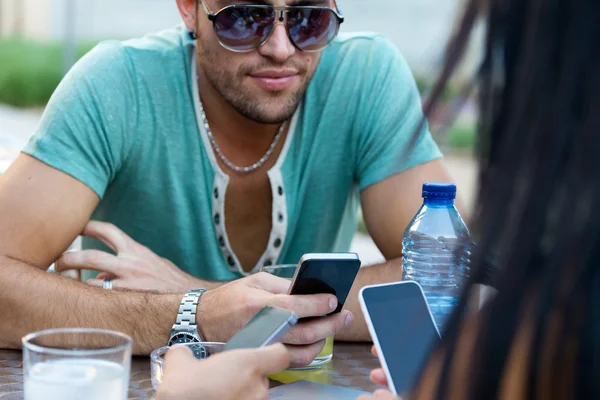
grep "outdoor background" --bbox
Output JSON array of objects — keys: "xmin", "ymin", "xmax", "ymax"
[{"xmin": 0, "ymin": 0, "xmax": 480, "ymax": 264}]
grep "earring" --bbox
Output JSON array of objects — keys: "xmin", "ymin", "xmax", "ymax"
[{"xmin": 188, "ymin": 30, "xmax": 197, "ymax": 40}]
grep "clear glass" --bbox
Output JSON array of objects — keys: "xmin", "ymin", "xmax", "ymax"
[
  {"xmin": 150, "ymin": 342, "xmax": 225, "ymax": 391},
  {"xmin": 22, "ymin": 328, "xmax": 132, "ymax": 400},
  {"xmin": 260, "ymin": 264, "xmax": 334, "ymax": 369}
]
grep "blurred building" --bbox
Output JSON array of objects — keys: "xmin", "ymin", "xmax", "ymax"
[
  {"xmin": 0, "ymin": 0, "xmax": 181, "ymax": 39},
  {"xmin": 0, "ymin": 0, "xmax": 479, "ymax": 77}
]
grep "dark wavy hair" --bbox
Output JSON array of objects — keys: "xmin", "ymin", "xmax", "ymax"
[{"xmin": 423, "ymin": 0, "xmax": 600, "ymax": 398}]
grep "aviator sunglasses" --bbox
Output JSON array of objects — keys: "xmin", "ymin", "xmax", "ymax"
[{"xmin": 198, "ymin": 1, "xmax": 345, "ymax": 52}]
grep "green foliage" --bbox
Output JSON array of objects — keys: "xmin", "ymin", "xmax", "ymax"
[
  {"xmin": 446, "ymin": 124, "xmax": 476, "ymax": 150},
  {"xmin": 0, "ymin": 39, "xmax": 96, "ymax": 107},
  {"xmin": 414, "ymin": 74, "xmax": 461, "ymax": 103}
]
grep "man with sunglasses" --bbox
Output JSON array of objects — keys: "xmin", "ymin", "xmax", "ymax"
[{"xmin": 0, "ymin": 0, "xmax": 455, "ymax": 362}]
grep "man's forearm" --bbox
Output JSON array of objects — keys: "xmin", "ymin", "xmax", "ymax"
[
  {"xmin": 183, "ymin": 273, "xmax": 226, "ymax": 291},
  {"xmin": 0, "ymin": 256, "xmax": 181, "ymax": 355},
  {"xmin": 336, "ymin": 258, "xmax": 404, "ymax": 342}
]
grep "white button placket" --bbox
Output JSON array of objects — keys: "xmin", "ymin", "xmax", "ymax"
[
  {"xmin": 211, "ymin": 172, "xmax": 242, "ymax": 273},
  {"xmin": 253, "ymin": 169, "xmax": 289, "ymax": 273},
  {"xmin": 189, "ymin": 52, "xmax": 298, "ymax": 276}
]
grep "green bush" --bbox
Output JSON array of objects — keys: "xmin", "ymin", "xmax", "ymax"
[
  {"xmin": 446, "ymin": 125, "xmax": 476, "ymax": 150},
  {"xmin": 415, "ymin": 74, "xmax": 462, "ymax": 103},
  {"xmin": 0, "ymin": 39, "xmax": 96, "ymax": 107}
]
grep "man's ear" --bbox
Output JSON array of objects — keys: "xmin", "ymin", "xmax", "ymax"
[{"xmin": 175, "ymin": 0, "xmax": 197, "ymax": 32}]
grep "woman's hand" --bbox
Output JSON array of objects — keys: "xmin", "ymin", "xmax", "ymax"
[
  {"xmin": 358, "ymin": 345, "xmax": 400, "ymax": 399},
  {"xmin": 157, "ymin": 343, "xmax": 290, "ymax": 400},
  {"xmin": 357, "ymin": 389, "xmax": 400, "ymax": 400},
  {"xmin": 369, "ymin": 345, "xmax": 389, "ymax": 386}
]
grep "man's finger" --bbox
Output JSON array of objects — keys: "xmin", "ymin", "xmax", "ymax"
[
  {"xmin": 86, "ymin": 278, "xmax": 124, "ymax": 290},
  {"xmin": 283, "ymin": 311, "xmax": 352, "ymax": 345},
  {"xmin": 96, "ymin": 272, "xmax": 117, "ymax": 280},
  {"xmin": 55, "ymin": 250, "xmax": 123, "ymax": 275},
  {"xmin": 269, "ymin": 293, "xmax": 338, "ymax": 318},
  {"xmin": 285, "ymin": 340, "xmax": 326, "ymax": 367},
  {"xmin": 252, "ymin": 344, "xmax": 291, "ymax": 375},
  {"xmin": 251, "ymin": 272, "xmax": 291, "ymax": 294},
  {"xmin": 82, "ymin": 221, "xmax": 133, "ymax": 253}
]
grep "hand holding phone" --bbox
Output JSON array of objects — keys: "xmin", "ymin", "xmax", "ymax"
[
  {"xmin": 359, "ymin": 281, "xmax": 440, "ymax": 396},
  {"xmin": 288, "ymin": 253, "xmax": 361, "ymax": 316},
  {"xmin": 224, "ymin": 306, "xmax": 298, "ymax": 351}
]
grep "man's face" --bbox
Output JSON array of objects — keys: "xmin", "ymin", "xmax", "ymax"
[{"xmin": 195, "ymin": 0, "xmax": 330, "ymax": 124}]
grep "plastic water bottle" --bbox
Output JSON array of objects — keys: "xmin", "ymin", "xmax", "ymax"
[{"xmin": 402, "ymin": 182, "xmax": 471, "ymax": 332}]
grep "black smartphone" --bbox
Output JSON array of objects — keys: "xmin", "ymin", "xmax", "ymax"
[
  {"xmin": 224, "ymin": 306, "xmax": 298, "ymax": 351},
  {"xmin": 288, "ymin": 253, "xmax": 361, "ymax": 315},
  {"xmin": 359, "ymin": 281, "xmax": 441, "ymax": 396}
]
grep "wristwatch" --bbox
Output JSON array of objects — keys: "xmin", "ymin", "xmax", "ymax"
[{"xmin": 168, "ymin": 289, "xmax": 207, "ymax": 346}]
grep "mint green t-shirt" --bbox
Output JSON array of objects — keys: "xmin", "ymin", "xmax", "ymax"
[{"xmin": 23, "ymin": 26, "xmax": 442, "ymax": 281}]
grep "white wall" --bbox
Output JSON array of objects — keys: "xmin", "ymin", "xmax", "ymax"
[{"xmin": 0, "ymin": 0, "xmax": 52, "ymax": 38}]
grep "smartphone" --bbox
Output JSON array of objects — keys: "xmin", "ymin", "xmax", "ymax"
[
  {"xmin": 224, "ymin": 306, "xmax": 298, "ymax": 351},
  {"xmin": 359, "ymin": 281, "xmax": 441, "ymax": 396},
  {"xmin": 288, "ymin": 253, "xmax": 361, "ymax": 315}
]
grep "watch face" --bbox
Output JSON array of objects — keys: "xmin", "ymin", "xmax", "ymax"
[
  {"xmin": 169, "ymin": 332, "xmax": 199, "ymax": 345},
  {"xmin": 187, "ymin": 343, "xmax": 209, "ymax": 360},
  {"xmin": 168, "ymin": 333, "xmax": 208, "ymax": 360}
]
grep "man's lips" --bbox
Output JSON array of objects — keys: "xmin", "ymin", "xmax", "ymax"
[{"xmin": 250, "ymin": 69, "xmax": 299, "ymax": 91}]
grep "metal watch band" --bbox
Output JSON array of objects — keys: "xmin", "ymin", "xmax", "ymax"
[{"xmin": 173, "ymin": 288, "xmax": 207, "ymax": 336}]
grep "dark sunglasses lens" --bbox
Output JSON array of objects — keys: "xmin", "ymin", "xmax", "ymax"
[
  {"xmin": 287, "ymin": 8, "xmax": 339, "ymax": 51},
  {"xmin": 214, "ymin": 7, "xmax": 275, "ymax": 51}
]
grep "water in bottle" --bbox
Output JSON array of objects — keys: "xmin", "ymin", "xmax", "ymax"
[{"xmin": 402, "ymin": 182, "xmax": 471, "ymax": 332}]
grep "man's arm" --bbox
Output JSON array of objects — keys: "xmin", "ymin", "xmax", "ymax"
[
  {"xmin": 336, "ymin": 159, "xmax": 464, "ymax": 341},
  {"xmin": 53, "ymin": 221, "xmax": 227, "ymax": 293},
  {"xmin": 0, "ymin": 254, "xmax": 180, "ymax": 354},
  {"xmin": 0, "ymin": 155, "xmax": 352, "ymax": 366},
  {"xmin": 0, "ymin": 155, "xmax": 197, "ymax": 353}
]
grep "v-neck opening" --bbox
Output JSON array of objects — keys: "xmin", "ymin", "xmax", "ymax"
[{"xmin": 190, "ymin": 55, "xmax": 299, "ymax": 276}]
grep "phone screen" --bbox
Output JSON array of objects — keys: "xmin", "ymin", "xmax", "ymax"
[
  {"xmin": 290, "ymin": 255, "xmax": 361, "ymax": 314},
  {"xmin": 224, "ymin": 306, "xmax": 297, "ymax": 351},
  {"xmin": 361, "ymin": 282, "xmax": 440, "ymax": 395}
]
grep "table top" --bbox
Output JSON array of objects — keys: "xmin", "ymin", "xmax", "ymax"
[{"xmin": 0, "ymin": 343, "xmax": 380, "ymax": 399}]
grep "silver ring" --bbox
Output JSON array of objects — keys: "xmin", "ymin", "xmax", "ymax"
[{"xmin": 103, "ymin": 279, "xmax": 113, "ymax": 290}]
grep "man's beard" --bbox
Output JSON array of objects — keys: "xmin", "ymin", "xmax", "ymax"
[{"xmin": 197, "ymin": 45, "xmax": 314, "ymax": 124}]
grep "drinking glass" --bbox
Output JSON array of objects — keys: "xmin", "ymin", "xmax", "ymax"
[
  {"xmin": 150, "ymin": 342, "xmax": 225, "ymax": 390},
  {"xmin": 22, "ymin": 328, "xmax": 132, "ymax": 400}
]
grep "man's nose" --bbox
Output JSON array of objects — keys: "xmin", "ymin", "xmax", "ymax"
[{"xmin": 258, "ymin": 21, "xmax": 296, "ymax": 62}]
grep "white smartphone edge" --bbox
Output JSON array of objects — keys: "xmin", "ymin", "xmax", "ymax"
[
  {"xmin": 358, "ymin": 281, "xmax": 441, "ymax": 396},
  {"xmin": 225, "ymin": 309, "xmax": 298, "ymax": 351},
  {"xmin": 287, "ymin": 252, "xmax": 360, "ymax": 295},
  {"xmin": 260, "ymin": 311, "xmax": 298, "ymax": 348}
]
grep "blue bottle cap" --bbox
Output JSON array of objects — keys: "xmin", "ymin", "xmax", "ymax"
[{"xmin": 422, "ymin": 182, "xmax": 457, "ymax": 199}]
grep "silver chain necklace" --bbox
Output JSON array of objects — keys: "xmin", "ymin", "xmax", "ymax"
[{"xmin": 198, "ymin": 100, "xmax": 286, "ymax": 174}]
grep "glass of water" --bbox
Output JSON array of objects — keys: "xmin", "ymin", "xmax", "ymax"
[
  {"xmin": 22, "ymin": 328, "xmax": 132, "ymax": 400},
  {"xmin": 150, "ymin": 342, "xmax": 225, "ymax": 390},
  {"xmin": 260, "ymin": 264, "xmax": 334, "ymax": 369}
]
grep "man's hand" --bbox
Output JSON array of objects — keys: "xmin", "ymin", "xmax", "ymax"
[
  {"xmin": 54, "ymin": 221, "xmax": 220, "ymax": 292},
  {"xmin": 157, "ymin": 344, "xmax": 290, "ymax": 400},
  {"xmin": 198, "ymin": 272, "xmax": 354, "ymax": 367}
]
